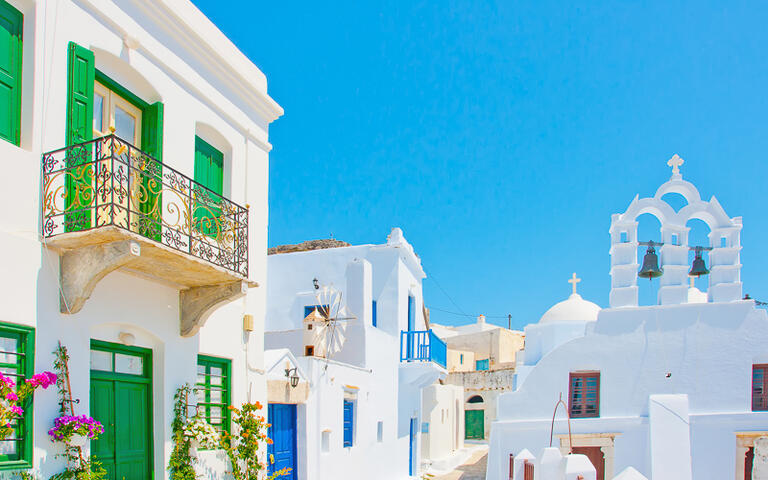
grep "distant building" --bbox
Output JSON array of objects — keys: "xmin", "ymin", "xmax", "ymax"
[
  {"xmin": 431, "ymin": 316, "xmax": 525, "ymax": 441},
  {"xmin": 264, "ymin": 228, "xmax": 450, "ymax": 480}
]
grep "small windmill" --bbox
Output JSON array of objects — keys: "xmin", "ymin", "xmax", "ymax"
[{"xmin": 303, "ymin": 279, "xmax": 357, "ymax": 360}]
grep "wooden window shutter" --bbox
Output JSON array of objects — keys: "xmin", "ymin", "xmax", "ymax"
[
  {"xmin": 65, "ymin": 42, "xmax": 94, "ymax": 146},
  {"xmin": 0, "ymin": 1, "xmax": 22, "ymax": 146},
  {"xmin": 569, "ymin": 371, "xmax": 600, "ymax": 418},
  {"xmin": 752, "ymin": 364, "xmax": 768, "ymax": 411}
]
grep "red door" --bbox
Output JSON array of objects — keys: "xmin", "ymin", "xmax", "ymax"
[
  {"xmin": 572, "ymin": 446, "xmax": 605, "ymax": 480},
  {"xmin": 746, "ymin": 447, "xmax": 754, "ymax": 480}
]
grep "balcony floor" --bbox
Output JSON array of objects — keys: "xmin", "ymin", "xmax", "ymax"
[{"xmin": 44, "ymin": 226, "xmax": 246, "ymax": 288}]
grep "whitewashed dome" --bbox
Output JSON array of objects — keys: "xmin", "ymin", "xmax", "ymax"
[{"xmin": 539, "ymin": 293, "xmax": 600, "ymax": 324}]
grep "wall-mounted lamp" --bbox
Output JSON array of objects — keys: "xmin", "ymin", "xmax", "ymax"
[
  {"xmin": 313, "ymin": 278, "xmax": 319, "ymax": 290},
  {"xmin": 285, "ymin": 367, "xmax": 300, "ymax": 388}
]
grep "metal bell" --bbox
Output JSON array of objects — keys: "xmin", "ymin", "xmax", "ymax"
[
  {"xmin": 638, "ymin": 241, "xmax": 663, "ymax": 279},
  {"xmin": 688, "ymin": 246, "xmax": 710, "ymax": 277}
]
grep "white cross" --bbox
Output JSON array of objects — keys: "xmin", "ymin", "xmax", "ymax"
[
  {"xmin": 667, "ymin": 154, "xmax": 684, "ymax": 175},
  {"xmin": 568, "ymin": 272, "xmax": 581, "ymax": 295}
]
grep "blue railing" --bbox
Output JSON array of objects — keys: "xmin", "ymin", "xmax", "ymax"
[{"xmin": 399, "ymin": 330, "xmax": 447, "ymax": 368}]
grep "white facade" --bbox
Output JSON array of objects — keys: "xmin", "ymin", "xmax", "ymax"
[
  {"xmin": 264, "ymin": 229, "xmax": 447, "ymax": 480},
  {"xmin": 487, "ymin": 161, "xmax": 768, "ymax": 480},
  {"xmin": 0, "ymin": 0, "xmax": 280, "ymax": 477}
]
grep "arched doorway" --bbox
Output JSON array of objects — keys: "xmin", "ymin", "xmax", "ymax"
[{"xmin": 465, "ymin": 395, "xmax": 484, "ymax": 440}]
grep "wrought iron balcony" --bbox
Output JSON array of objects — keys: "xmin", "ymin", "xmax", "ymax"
[
  {"xmin": 41, "ymin": 135, "xmax": 248, "ymax": 280},
  {"xmin": 399, "ymin": 329, "xmax": 447, "ymax": 369}
]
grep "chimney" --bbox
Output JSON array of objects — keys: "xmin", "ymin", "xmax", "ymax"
[{"xmin": 477, "ymin": 314, "xmax": 486, "ymax": 325}]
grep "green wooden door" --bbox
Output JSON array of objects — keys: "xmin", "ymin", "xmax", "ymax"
[
  {"xmin": 90, "ymin": 341, "xmax": 152, "ymax": 480},
  {"xmin": 0, "ymin": 0, "xmax": 22, "ymax": 146},
  {"xmin": 465, "ymin": 410, "xmax": 484, "ymax": 440},
  {"xmin": 193, "ymin": 136, "xmax": 223, "ymax": 237}
]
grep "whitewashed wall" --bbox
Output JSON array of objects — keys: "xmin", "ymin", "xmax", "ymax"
[
  {"xmin": 0, "ymin": 0, "xmax": 280, "ymax": 477},
  {"xmin": 487, "ymin": 301, "xmax": 768, "ymax": 480}
]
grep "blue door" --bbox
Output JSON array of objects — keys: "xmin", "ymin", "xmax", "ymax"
[
  {"xmin": 407, "ymin": 295, "xmax": 415, "ymax": 358},
  {"xmin": 409, "ymin": 417, "xmax": 418, "ymax": 476},
  {"xmin": 268, "ymin": 403, "xmax": 297, "ymax": 480}
]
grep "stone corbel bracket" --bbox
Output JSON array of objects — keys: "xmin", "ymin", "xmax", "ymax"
[
  {"xmin": 180, "ymin": 280, "xmax": 257, "ymax": 337},
  {"xmin": 59, "ymin": 240, "xmax": 141, "ymax": 314}
]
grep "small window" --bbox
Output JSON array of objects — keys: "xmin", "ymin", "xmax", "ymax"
[
  {"xmin": 372, "ymin": 300, "xmax": 378, "ymax": 327},
  {"xmin": 321, "ymin": 430, "xmax": 330, "ymax": 453},
  {"xmin": 343, "ymin": 399, "xmax": 355, "ymax": 447},
  {"xmin": 0, "ymin": 323, "xmax": 34, "ymax": 466},
  {"xmin": 721, "ymin": 236, "xmax": 728, "ymax": 248},
  {"xmin": 305, "ymin": 346, "xmax": 315, "ymax": 357},
  {"xmin": 620, "ymin": 231, "xmax": 628, "ymax": 243},
  {"xmin": 671, "ymin": 234, "xmax": 678, "ymax": 245},
  {"xmin": 377, "ymin": 421, "xmax": 383, "ymax": 442},
  {"xmin": 753, "ymin": 364, "xmax": 768, "ymax": 411},
  {"xmin": 307, "ymin": 324, "xmax": 313, "ymax": 331},
  {"xmin": 467, "ymin": 395, "xmax": 484, "ymax": 404},
  {"xmin": 460, "ymin": 354, "xmax": 464, "ymax": 364},
  {"xmin": 476, "ymin": 359, "xmax": 489, "ymax": 371},
  {"xmin": 569, "ymin": 371, "xmax": 600, "ymax": 418},
  {"xmin": 197, "ymin": 355, "xmax": 232, "ymax": 433}
]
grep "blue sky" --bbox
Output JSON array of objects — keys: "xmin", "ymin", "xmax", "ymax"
[{"xmin": 192, "ymin": 1, "xmax": 768, "ymax": 329}]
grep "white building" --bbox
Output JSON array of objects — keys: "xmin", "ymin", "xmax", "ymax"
[
  {"xmin": 487, "ymin": 157, "xmax": 768, "ymax": 480},
  {"xmin": 264, "ymin": 229, "xmax": 448, "ymax": 480},
  {"xmin": 0, "ymin": 0, "xmax": 281, "ymax": 477},
  {"xmin": 432, "ymin": 316, "xmax": 525, "ymax": 442}
]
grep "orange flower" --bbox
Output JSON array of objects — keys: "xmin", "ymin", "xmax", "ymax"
[
  {"xmin": 255, "ymin": 401, "xmax": 263, "ymax": 409},
  {"xmin": 228, "ymin": 405, "xmax": 235, "ymax": 411},
  {"xmin": 242, "ymin": 432, "xmax": 249, "ymax": 438},
  {"xmin": 266, "ymin": 438, "xmax": 273, "ymax": 445}
]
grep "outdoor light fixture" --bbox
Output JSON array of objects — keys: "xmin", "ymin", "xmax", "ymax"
[
  {"xmin": 313, "ymin": 278, "xmax": 319, "ymax": 290},
  {"xmin": 285, "ymin": 367, "xmax": 300, "ymax": 388}
]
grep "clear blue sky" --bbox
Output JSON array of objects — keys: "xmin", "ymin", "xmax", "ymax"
[{"xmin": 192, "ymin": 1, "xmax": 768, "ymax": 329}]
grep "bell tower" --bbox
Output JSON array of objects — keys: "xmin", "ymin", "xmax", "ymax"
[{"xmin": 609, "ymin": 155, "xmax": 742, "ymax": 307}]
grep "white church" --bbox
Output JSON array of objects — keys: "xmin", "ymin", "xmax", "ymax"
[{"xmin": 487, "ymin": 157, "xmax": 768, "ymax": 480}]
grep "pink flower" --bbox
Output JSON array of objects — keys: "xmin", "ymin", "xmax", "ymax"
[
  {"xmin": 10, "ymin": 405, "xmax": 23, "ymax": 415},
  {"xmin": 25, "ymin": 371, "xmax": 57, "ymax": 389},
  {"xmin": 6, "ymin": 392, "xmax": 18, "ymax": 402}
]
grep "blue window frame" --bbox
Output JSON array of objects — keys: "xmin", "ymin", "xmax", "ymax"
[
  {"xmin": 343, "ymin": 399, "xmax": 354, "ymax": 447},
  {"xmin": 476, "ymin": 359, "xmax": 489, "ymax": 371},
  {"xmin": 460, "ymin": 354, "xmax": 464, "ymax": 364},
  {"xmin": 372, "ymin": 300, "xmax": 377, "ymax": 327}
]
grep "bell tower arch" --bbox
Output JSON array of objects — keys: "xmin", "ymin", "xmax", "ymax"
[{"xmin": 609, "ymin": 155, "xmax": 742, "ymax": 307}]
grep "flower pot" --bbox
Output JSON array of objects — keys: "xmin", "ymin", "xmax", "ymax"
[{"xmin": 70, "ymin": 434, "xmax": 88, "ymax": 447}]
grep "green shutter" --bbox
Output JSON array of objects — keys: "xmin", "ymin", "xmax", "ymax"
[
  {"xmin": 0, "ymin": 1, "xmax": 21, "ymax": 146},
  {"xmin": 64, "ymin": 42, "xmax": 94, "ymax": 232},
  {"xmin": 65, "ymin": 42, "xmax": 94, "ymax": 146},
  {"xmin": 139, "ymin": 101, "xmax": 164, "ymax": 241},
  {"xmin": 197, "ymin": 355, "xmax": 231, "ymax": 434},
  {"xmin": 193, "ymin": 136, "xmax": 224, "ymax": 237}
]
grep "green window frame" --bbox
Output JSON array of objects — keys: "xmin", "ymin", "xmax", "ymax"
[
  {"xmin": 0, "ymin": 322, "xmax": 34, "ymax": 470},
  {"xmin": 0, "ymin": 0, "xmax": 22, "ymax": 146},
  {"xmin": 196, "ymin": 355, "xmax": 231, "ymax": 434}
]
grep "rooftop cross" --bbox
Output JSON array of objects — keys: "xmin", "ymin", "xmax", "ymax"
[
  {"xmin": 667, "ymin": 154, "xmax": 684, "ymax": 176},
  {"xmin": 568, "ymin": 272, "xmax": 581, "ymax": 295}
]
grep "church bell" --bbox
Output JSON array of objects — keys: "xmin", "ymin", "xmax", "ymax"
[
  {"xmin": 688, "ymin": 246, "xmax": 710, "ymax": 277},
  {"xmin": 638, "ymin": 241, "xmax": 663, "ymax": 279}
]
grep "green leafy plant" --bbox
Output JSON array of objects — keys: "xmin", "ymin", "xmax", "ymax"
[
  {"xmin": 221, "ymin": 402, "xmax": 290, "ymax": 480},
  {"xmin": 168, "ymin": 384, "xmax": 197, "ymax": 480},
  {"xmin": 49, "ymin": 343, "xmax": 107, "ymax": 480}
]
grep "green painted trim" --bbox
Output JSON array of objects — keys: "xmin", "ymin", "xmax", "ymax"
[
  {"xmin": 197, "ymin": 354, "xmax": 231, "ymax": 434},
  {"xmin": 0, "ymin": 321, "xmax": 34, "ymax": 469},
  {"xmin": 89, "ymin": 339, "xmax": 154, "ymax": 478},
  {"xmin": 0, "ymin": 0, "xmax": 22, "ymax": 146},
  {"xmin": 95, "ymin": 70, "xmax": 150, "ymax": 111}
]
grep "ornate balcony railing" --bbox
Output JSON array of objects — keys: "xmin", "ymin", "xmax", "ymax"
[
  {"xmin": 42, "ymin": 135, "xmax": 248, "ymax": 276},
  {"xmin": 399, "ymin": 329, "xmax": 447, "ymax": 368}
]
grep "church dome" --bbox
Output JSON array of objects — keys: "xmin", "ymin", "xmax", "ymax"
[{"xmin": 539, "ymin": 293, "xmax": 601, "ymax": 324}]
